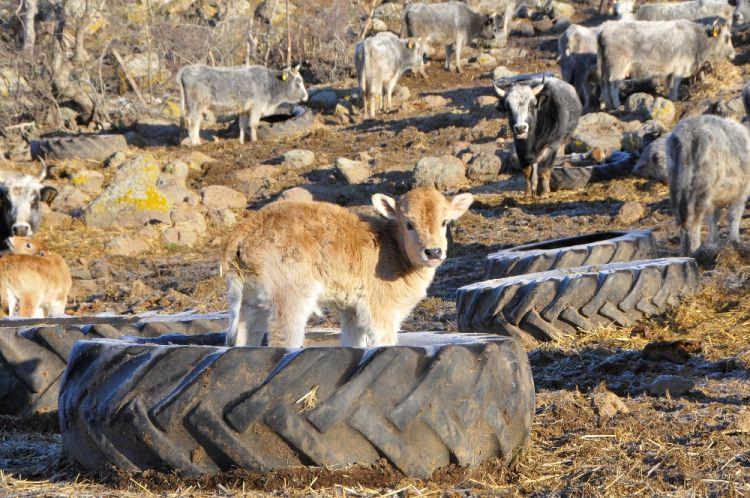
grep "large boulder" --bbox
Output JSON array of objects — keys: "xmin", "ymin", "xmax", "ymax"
[
  {"xmin": 84, "ymin": 155, "xmax": 172, "ymax": 228},
  {"xmin": 200, "ymin": 185, "xmax": 247, "ymax": 210},
  {"xmin": 569, "ymin": 113, "xmax": 638, "ymax": 155},
  {"xmin": 625, "ymin": 93, "xmax": 676, "ymax": 126},
  {"xmin": 413, "ymin": 156, "xmax": 466, "ymax": 189}
]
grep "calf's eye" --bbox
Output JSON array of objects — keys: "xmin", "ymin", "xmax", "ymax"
[{"xmin": 405, "ymin": 221, "xmax": 414, "ymax": 230}]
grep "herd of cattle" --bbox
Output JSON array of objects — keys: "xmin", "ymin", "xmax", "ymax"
[{"xmin": 0, "ymin": 0, "xmax": 749, "ymax": 338}]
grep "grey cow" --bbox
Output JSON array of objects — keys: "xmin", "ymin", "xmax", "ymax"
[
  {"xmin": 598, "ymin": 19, "xmax": 734, "ymax": 109},
  {"xmin": 558, "ymin": 24, "xmax": 600, "ymax": 110},
  {"xmin": 633, "ymin": 136, "xmax": 669, "ymax": 184},
  {"xmin": 668, "ymin": 115, "xmax": 750, "ymax": 254},
  {"xmin": 177, "ymin": 64, "xmax": 308, "ymax": 146},
  {"xmin": 403, "ymin": 1, "xmax": 502, "ymax": 73},
  {"xmin": 635, "ymin": 0, "xmax": 734, "ymax": 24},
  {"xmin": 0, "ymin": 163, "xmax": 57, "ymax": 242},
  {"xmin": 355, "ymin": 32, "xmax": 424, "ymax": 119}
]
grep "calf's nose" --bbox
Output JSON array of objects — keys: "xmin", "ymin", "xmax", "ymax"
[
  {"xmin": 424, "ymin": 247, "xmax": 442, "ymax": 259},
  {"xmin": 11, "ymin": 224, "xmax": 30, "ymax": 236},
  {"xmin": 514, "ymin": 123, "xmax": 529, "ymax": 135}
]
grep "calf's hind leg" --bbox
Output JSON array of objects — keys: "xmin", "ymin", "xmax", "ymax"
[
  {"xmin": 728, "ymin": 196, "xmax": 748, "ymax": 244},
  {"xmin": 226, "ymin": 277, "xmax": 270, "ymax": 347},
  {"xmin": 266, "ymin": 286, "xmax": 321, "ymax": 348}
]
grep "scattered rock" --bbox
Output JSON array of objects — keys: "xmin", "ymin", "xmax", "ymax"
[
  {"xmin": 552, "ymin": 16, "xmax": 571, "ymax": 33},
  {"xmin": 394, "ymin": 85, "xmax": 411, "ymax": 102},
  {"xmin": 373, "ymin": 1, "xmax": 402, "ymax": 29},
  {"xmin": 107, "ymin": 234, "xmax": 150, "ymax": 257},
  {"xmin": 422, "ymin": 95, "xmax": 450, "ymax": 109},
  {"xmin": 649, "ymin": 97, "xmax": 676, "ymax": 126},
  {"xmin": 604, "ymin": 182, "xmax": 629, "ymax": 199},
  {"xmin": 511, "ymin": 19, "xmax": 535, "ymax": 37},
  {"xmin": 371, "ymin": 17, "xmax": 388, "ymax": 32},
  {"xmin": 105, "ymin": 151, "xmax": 127, "ymax": 168},
  {"xmin": 413, "ymin": 155, "xmax": 466, "ymax": 189},
  {"xmin": 182, "ymin": 150, "xmax": 216, "ymax": 169},
  {"xmin": 476, "ymin": 53, "xmax": 497, "ymax": 67},
  {"xmin": 532, "ymin": 17, "xmax": 554, "ymax": 33},
  {"xmin": 162, "ymin": 226, "xmax": 199, "ymax": 247},
  {"xmin": 569, "ymin": 113, "xmax": 635, "ymax": 155},
  {"xmin": 493, "ymin": 66, "xmax": 518, "ymax": 81},
  {"xmin": 474, "ymin": 95, "xmax": 498, "ymax": 109},
  {"xmin": 335, "ymin": 157, "xmax": 371, "ymax": 184},
  {"xmin": 158, "ymin": 160, "xmax": 200, "ymax": 206},
  {"xmin": 550, "ymin": 0, "xmax": 576, "ymax": 18},
  {"xmin": 616, "ymin": 201, "xmax": 646, "ymax": 224},
  {"xmin": 207, "ymin": 208, "xmax": 237, "ymax": 227},
  {"xmin": 647, "ymin": 375, "xmax": 694, "ymax": 396},
  {"xmin": 116, "ymin": 52, "xmax": 169, "ymax": 94},
  {"xmin": 53, "ymin": 186, "xmax": 91, "ymax": 214},
  {"xmin": 255, "ymin": 0, "xmax": 297, "ymax": 26},
  {"xmin": 591, "ymin": 390, "xmax": 630, "ymax": 420},
  {"xmin": 200, "ymin": 185, "xmax": 247, "ymax": 210},
  {"xmin": 621, "ymin": 120, "xmax": 665, "ymax": 153},
  {"xmin": 309, "ymin": 89, "xmax": 339, "ymax": 112},
  {"xmin": 626, "ymin": 93, "xmax": 676, "ymax": 125},
  {"xmin": 71, "ymin": 169, "xmax": 105, "ymax": 196},
  {"xmin": 45, "ymin": 211, "xmax": 73, "ymax": 227},
  {"xmin": 279, "ymin": 186, "xmax": 314, "ymax": 202},
  {"xmin": 625, "ymin": 92, "xmax": 655, "ymax": 115},
  {"xmin": 467, "ymin": 151, "xmax": 502, "ymax": 180}
]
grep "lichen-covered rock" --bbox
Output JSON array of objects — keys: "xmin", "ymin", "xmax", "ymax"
[
  {"xmin": 413, "ymin": 155, "xmax": 466, "ymax": 189},
  {"xmin": 467, "ymin": 151, "xmax": 502, "ymax": 180},
  {"xmin": 569, "ymin": 113, "xmax": 638, "ymax": 155},
  {"xmin": 84, "ymin": 155, "xmax": 172, "ymax": 228},
  {"xmin": 71, "ymin": 169, "xmax": 105, "ymax": 196}
]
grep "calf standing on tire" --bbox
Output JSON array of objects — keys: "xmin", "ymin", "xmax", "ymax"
[
  {"xmin": 355, "ymin": 32, "xmax": 424, "ymax": 118},
  {"xmin": 222, "ymin": 187, "xmax": 473, "ymax": 348},
  {"xmin": 177, "ymin": 64, "xmax": 308, "ymax": 146},
  {"xmin": 494, "ymin": 77, "xmax": 582, "ymax": 197},
  {"xmin": 667, "ymin": 115, "xmax": 750, "ymax": 254},
  {"xmin": 403, "ymin": 1, "xmax": 502, "ymax": 73},
  {"xmin": 0, "ymin": 164, "xmax": 57, "ymax": 242}
]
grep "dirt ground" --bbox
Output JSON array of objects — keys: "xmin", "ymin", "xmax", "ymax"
[{"xmin": 2, "ymin": 18, "xmax": 750, "ymax": 498}]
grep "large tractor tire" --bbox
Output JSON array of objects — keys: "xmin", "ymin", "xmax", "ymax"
[
  {"xmin": 30, "ymin": 134, "xmax": 128, "ymax": 162},
  {"xmin": 457, "ymin": 258, "xmax": 700, "ymax": 343},
  {"xmin": 0, "ymin": 315, "xmax": 225, "ymax": 415},
  {"xmin": 486, "ymin": 229, "xmax": 657, "ymax": 279},
  {"xmin": 59, "ymin": 332, "xmax": 535, "ymax": 479}
]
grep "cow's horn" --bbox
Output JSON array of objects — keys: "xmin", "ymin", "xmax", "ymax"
[{"xmin": 38, "ymin": 159, "xmax": 47, "ymax": 180}]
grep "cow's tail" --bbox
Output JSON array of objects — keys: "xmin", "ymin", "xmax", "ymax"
[{"xmin": 176, "ymin": 68, "xmax": 186, "ymax": 143}]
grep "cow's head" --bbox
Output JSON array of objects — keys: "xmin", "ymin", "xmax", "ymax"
[
  {"xmin": 0, "ymin": 164, "xmax": 58, "ymax": 239},
  {"xmin": 402, "ymin": 37, "xmax": 425, "ymax": 74},
  {"xmin": 479, "ymin": 13, "xmax": 504, "ymax": 41},
  {"xmin": 705, "ymin": 18, "xmax": 734, "ymax": 61},
  {"xmin": 372, "ymin": 187, "xmax": 473, "ymax": 269},
  {"xmin": 494, "ymin": 80, "xmax": 546, "ymax": 140},
  {"xmin": 279, "ymin": 64, "xmax": 308, "ymax": 103},
  {"xmin": 6, "ymin": 236, "xmax": 45, "ymax": 255}
]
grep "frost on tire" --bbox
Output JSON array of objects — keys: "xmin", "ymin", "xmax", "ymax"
[
  {"xmin": 457, "ymin": 258, "xmax": 700, "ymax": 343},
  {"xmin": 59, "ymin": 332, "xmax": 535, "ymax": 479},
  {"xmin": 486, "ymin": 229, "xmax": 657, "ymax": 279},
  {"xmin": 0, "ymin": 314, "xmax": 226, "ymax": 415},
  {"xmin": 30, "ymin": 134, "xmax": 128, "ymax": 162}
]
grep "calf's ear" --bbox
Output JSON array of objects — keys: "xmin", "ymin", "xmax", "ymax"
[
  {"xmin": 372, "ymin": 193, "xmax": 398, "ymax": 220},
  {"xmin": 447, "ymin": 193, "xmax": 474, "ymax": 220},
  {"xmin": 40, "ymin": 186, "xmax": 58, "ymax": 204}
]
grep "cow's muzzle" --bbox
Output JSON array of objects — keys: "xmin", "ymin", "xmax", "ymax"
[{"xmin": 11, "ymin": 224, "xmax": 31, "ymax": 237}]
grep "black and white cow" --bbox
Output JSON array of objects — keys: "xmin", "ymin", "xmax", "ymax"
[
  {"xmin": 494, "ymin": 77, "xmax": 582, "ymax": 197},
  {"xmin": 0, "ymin": 163, "xmax": 58, "ymax": 242}
]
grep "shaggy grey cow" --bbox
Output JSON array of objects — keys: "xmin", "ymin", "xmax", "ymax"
[
  {"xmin": 633, "ymin": 136, "xmax": 668, "ymax": 183},
  {"xmin": 0, "ymin": 163, "xmax": 57, "ymax": 242},
  {"xmin": 494, "ymin": 77, "xmax": 582, "ymax": 197},
  {"xmin": 177, "ymin": 64, "xmax": 308, "ymax": 146},
  {"xmin": 355, "ymin": 32, "xmax": 424, "ymax": 118},
  {"xmin": 667, "ymin": 115, "xmax": 750, "ymax": 254},
  {"xmin": 635, "ymin": 0, "xmax": 734, "ymax": 24},
  {"xmin": 598, "ymin": 19, "xmax": 734, "ymax": 109},
  {"xmin": 558, "ymin": 24, "xmax": 600, "ymax": 109},
  {"xmin": 403, "ymin": 1, "xmax": 502, "ymax": 73}
]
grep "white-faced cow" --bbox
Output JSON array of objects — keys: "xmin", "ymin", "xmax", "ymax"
[
  {"xmin": 177, "ymin": 64, "xmax": 308, "ymax": 146},
  {"xmin": 403, "ymin": 1, "xmax": 502, "ymax": 73},
  {"xmin": 0, "ymin": 164, "xmax": 57, "ymax": 243},
  {"xmin": 668, "ymin": 115, "xmax": 750, "ymax": 254},
  {"xmin": 598, "ymin": 19, "xmax": 734, "ymax": 109},
  {"xmin": 494, "ymin": 77, "xmax": 582, "ymax": 197},
  {"xmin": 355, "ymin": 32, "xmax": 424, "ymax": 118}
]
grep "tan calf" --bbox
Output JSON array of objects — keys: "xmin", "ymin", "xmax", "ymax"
[
  {"xmin": 222, "ymin": 187, "xmax": 473, "ymax": 348},
  {"xmin": 0, "ymin": 237, "xmax": 72, "ymax": 317}
]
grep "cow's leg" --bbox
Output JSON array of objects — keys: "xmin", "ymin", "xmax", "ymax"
[
  {"xmin": 188, "ymin": 109, "xmax": 202, "ymax": 146},
  {"xmin": 610, "ymin": 81, "xmax": 622, "ymax": 109},
  {"xmin": 267, "ymin": 287, "xmax": 320, "ymax": 348},
  {"xmin": 249, "ymin": 110, "xmax": 261, "ymax": 142},
  {"xmin": 455, "ymin": 37, "xmax": 463, "ymax": 73},
  {"xmin": 362, "ymin": 90, "xmax": 369, "ymax": 119},
  {"xmin": 385, "ymin": 76, "xmax": 398, "ymax": 112},
  {"xmin": 5, "ymin": 291, "xmax": 16, "ymax": 317},
  {"xmin": 238, "ymin": 112, "xmax": 248, "ymax": 144},
  {"xmin": 445, "ymin": 44, "xmax": 453, "ymax": 71},
  {"xmin": 522, "ymin": 165, "xmax": 534, "ymax": 197},
  {"xmin": 706, "ymin": 208, "xmax": 719, "ymax": 247},
  {"xmin": 371, "ymin": 80, "xmax": 382, "ymax": 117},
  {"xmin": 540, "ymin": 167, "xmax": 552, "ymax": 197},
  {"xmin": 669, "ymin": 76, "xmax": 682, "ymax": 101},
  {"xmin": 225, "ymin": 276, "xmax": 270, "ymax": 347},
  {"xmin": 728, "ymin": 197, "xmax": 747, "ymax": 244},
  {"xmin": 682, "ymin": 210, "xmax": 704, "ymax": 255}
]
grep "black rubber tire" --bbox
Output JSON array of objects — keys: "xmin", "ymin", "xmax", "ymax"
[
  {"xmin": 486, "ymin": 229, "xmax": 657, "ymax": 279},
  {"xmin": 59, "ymin": 332, "xmax": 535, "ymax": 479},
  {"xmin": 30, "ymin": 134, "xmax": 128, "ymax": 162},
  {"xmin": 0, "ymin": 316, "xmax": 226, "ymax": 415},
  {"xmin": 550, "ymin": 151, "xmax": 635, "ymax": 191},
  {"xmin": 457, "ymin": 258, "xmax": 700, "ymax": 343},
  {"xmin": 257, "ymin": 105, "xmax": 316, "ymax": 142}
]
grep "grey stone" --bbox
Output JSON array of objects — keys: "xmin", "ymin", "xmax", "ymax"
[
  {"xmin": 200, "ymin": 185, "xmax": 247, "ymax": 210},
  {"xmin": 467, "ymin": 151, "xmax": 502, "ymax": 180},
  {"xmin": 616, "ymin": 201, "xmax": 646, "ymax": 224},
  {"xmin": 336, "ymin": 157, "xmax": 371, "ymax": 184},
  {"xmin": 414, "ymin": 155, "xmax": 466, "ymax": 189},
  {"xmin": 647, "ymin": 375, "xmax": 694, "ymax": 396},
  {"xmin": 283, "ymin": 149, "xmax": 315, "ymax": 169},
  {"xmin": 108, "ymin": 234, "xmax": 150, "ymax": 257}
]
